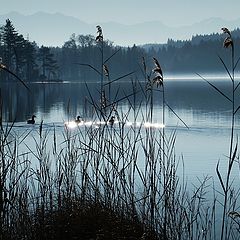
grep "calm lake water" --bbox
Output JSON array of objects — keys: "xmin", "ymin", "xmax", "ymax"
[{"xmin": 1, "ymin": 77, "xmax": 240, "ymax": 183}]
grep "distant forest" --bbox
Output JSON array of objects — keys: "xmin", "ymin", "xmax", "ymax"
[{"xmin": 0, "ymin": 19, "xmax": 240, "ymax": 82}]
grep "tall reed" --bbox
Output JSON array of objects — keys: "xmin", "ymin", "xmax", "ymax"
[{"xmin": 198, "ymin": 27, "xmax": 240, "ymax": 239}]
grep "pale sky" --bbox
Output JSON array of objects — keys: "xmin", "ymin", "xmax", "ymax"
[{"xmin": 1, "ymin": 0, "xmax": 240, "ymax": 26}]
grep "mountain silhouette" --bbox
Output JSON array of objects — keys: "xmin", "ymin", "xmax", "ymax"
[{"xmin": 0, "ymin": 12, "xmax": 239, "ymax": 47}]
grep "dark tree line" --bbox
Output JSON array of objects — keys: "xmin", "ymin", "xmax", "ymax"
[
  {"xmin": 0, "ymin": 19, "xmax": 239, "ymax": 83},
  {"xmin": 0, "ymin": 19, "xmax": 146, "ymax": 82},
  {"xmin": 0, "ymin": 19, "xmax": 58, "ymax": 82},
  {"xmin": 52, "ymin": 33, "xmax": 146, "ymax": 81},
  {"xmin": 146, "ymin": 29, "xmax": 240, "ymax": 73}
]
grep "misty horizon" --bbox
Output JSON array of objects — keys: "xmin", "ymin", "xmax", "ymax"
[{"xmin": 0, "ymin": 11, "xmax": 240, "ymax": 47}]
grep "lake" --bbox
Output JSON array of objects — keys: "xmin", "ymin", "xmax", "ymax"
[{"xmin": 1, "ymin": 77, "xmax": 240, "ymax": 183}]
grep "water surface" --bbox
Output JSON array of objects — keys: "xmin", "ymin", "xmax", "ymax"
[{"xmin": 1, "ymin": 78, "xmax": 240, "ymax": 182}]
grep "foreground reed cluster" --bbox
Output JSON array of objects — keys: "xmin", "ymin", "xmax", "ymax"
[
  {"xmin": 0, "ymin": 82, "xmax": 215, "ymax": 240},
  {"xmin": 1, "ymin": 26, "xmax": 240, "ymax": 240}
]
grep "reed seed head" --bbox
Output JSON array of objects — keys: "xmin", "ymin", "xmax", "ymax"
[
  {"xmin": 96, "ymin": 25, "xmax": 102, "ymax": 35},
  {"xmin": 221, "ymin": 27, "xmax": 233, "ymax": 48},
  {"xmin": 96, "ymin": 25, "xmax": 103, "ymax": 42},
  {"xmin": 152, "ymin": 57, "xmax": 163, "ymax": 88},
  {"xmin": 153, "ymin": 57, "xmax": 163, "ymax": 77},
  {"xmin": 0, "ymin": 58, "xmax": 6, "ymax": 68},
  {"xmin": 101, "ymin": 90, "xmax": 107, "ymax": 108},
  {"xmin": 153, "ymin": 57, "xmax": 161, "ymax": 69},
  {"xmin": 228, "ymin": 211, "xmax": 240, "ymax": 218},
  {"xmin": 152, "ymin": 75, "xmax": 163, "ymax": 87},
  {"xmin": 103, "ymin": 64, "xmax": 109, "ymax": 77},
  {"xmin": 221, "ymin": 27, "xmax": 231, "ymax": 36},
  {"xmin": 0, "ymin": 63, "xmax": 6, "ymax": 69},
  {"xmin": 223, "ymin": 36, "xmax": 233, "ymax": 48}
]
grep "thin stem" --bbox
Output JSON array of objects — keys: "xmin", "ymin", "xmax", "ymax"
[
  {"xmin": 101, "ymin": 40, "xmax": 104, "ymax": 115},
  {"xmin": 221, "ymin": 41, "xmax": 235, "ymax": 240},
  {"xmin": 162, "ymin": 83, "xmax": 167, "ymax": 237}
]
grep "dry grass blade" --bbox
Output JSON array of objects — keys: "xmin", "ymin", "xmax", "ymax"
[
  {"xmin": 53, "ymin": 126, "xmax": 57, "ymax": 154},
  {"xmin": 137, "ymin": 61, "xmax": 150, "ymax": 81},
  {"xmin": 217, "ymin": 55, "xmax": 233, "ymax": 82},
  {"xmin": 106, "ymin": 89, "xmax": 142, "ymax": 107},
  {"xmin": 103, "ymin": 71, "xmax": 135, "ymax": 86},
  {"xmin": 229, "ymin": 142, "xmax": 238, "ymax": 171},
  {"xmin": 165, "ymin": 102, "xmax": 189, "ymax": 129},
  {"xmin": 0, "ymin": 64, "xmax": 30, "ymax": 91},
  {"xmin": 2, "ymin": 120, "xmax": 16, "ymax": 144},
  {"xmin": 234, "ymin": 56, "xmax": 240, "ymax": 71},
  {"xmin": 196, "ymin": 73, "xmax": 232, "ymax": 102},
  {"xmin": 234, "ymin": 105, "xmax": 240, "ymax": 115},
  {"xmin": 74, "ymin": 63, "xmax": 102, "ymax": 76},
  {"xmin": 0, "ymin": 90, "xmax": 2, "ymax": 130},
  {"xmin": 234, "ymin": 82, "xmax": 240, "ymax": 92},
  {"xmin": 216, "ymin": 161, "xmax": 226, "ymax": 193},
  {"xmin": 84, "ymin": 82, "xmax": 102, "ymax": 115},
  {"xmin": 39, "ymin": 120, "xmax": 43, "ymax": 138},
  {"xmin": 103, "ymin": 48, "xmax": 121, "ymax": 64},
  {"xmin": 67, "ymin": 98, "xmax": 70, "ymax": 121}
]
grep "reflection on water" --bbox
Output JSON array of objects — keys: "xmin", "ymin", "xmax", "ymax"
[
  {"xmin": 1, "ymin": 79, "xmax": 239, "ymax": 180},
  {"xmin": 64, "ymin": 120, "xmax": 165, "ymax": 129}
]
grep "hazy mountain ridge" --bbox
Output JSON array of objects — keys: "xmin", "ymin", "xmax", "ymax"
[{"xmin": 0, "ymin": 11, "xmax": 240, "ymax": 47}]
